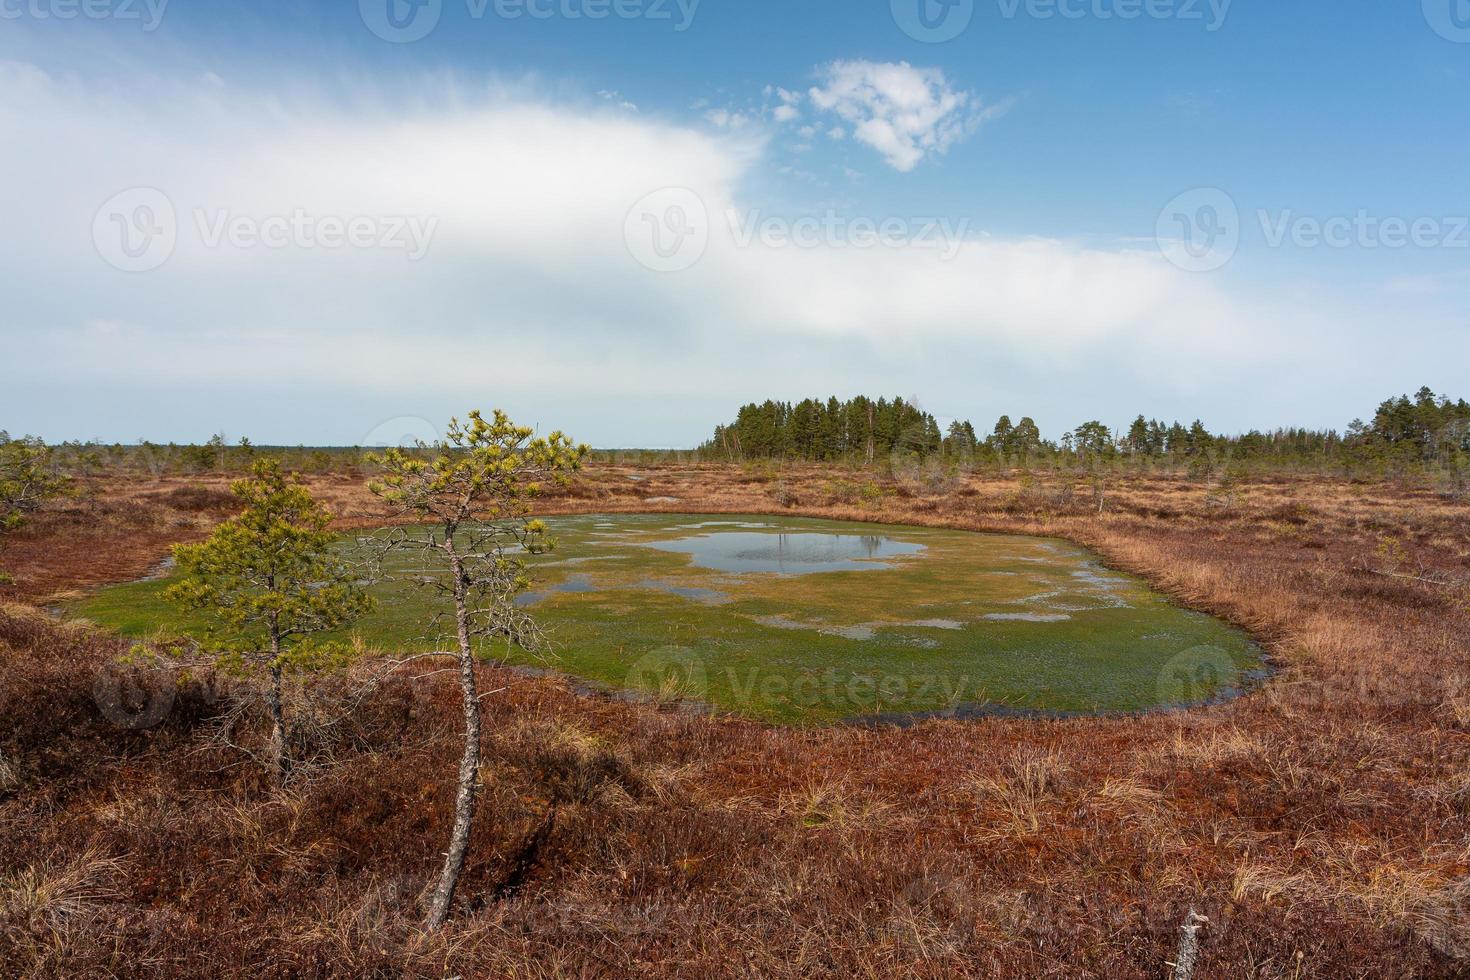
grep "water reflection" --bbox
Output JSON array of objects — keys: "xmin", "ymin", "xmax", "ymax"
[{"xmin": 640, "ymin": 531, "xmax": 925, "ymax": 575}]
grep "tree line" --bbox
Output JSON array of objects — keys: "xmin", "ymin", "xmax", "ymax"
[
  {"xmin": 697, "ymin": 388, "xmax": 1470, "ymax": 478},
  {"xmin": 3, "ymin": 387, "xmax": 1467, "ymax": 490}
]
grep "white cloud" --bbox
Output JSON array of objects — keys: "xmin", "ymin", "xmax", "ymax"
[
  {"xmin": 704, "ymin": 107, "xmax": 751, "ymax": 129},
  {"xmin": 0, "ymin": 58, "xmax": 1455, "ymax": 445},
  {"xmin": 809, "ymin": 61, "xmax": 983, "ymax": 172},
  {"xmin": 772, "ymin": 104, "xmax": 800, "ymax": 123}
]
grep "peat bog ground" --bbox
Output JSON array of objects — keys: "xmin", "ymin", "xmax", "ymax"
[{"xmin": 1, "ymin": 462, "xmax": 1468, "ymax": 976}]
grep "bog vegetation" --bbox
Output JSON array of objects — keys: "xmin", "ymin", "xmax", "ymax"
[{"xmin": 0, "ymin": 395, "xmax": 1467, "ymax": 976}]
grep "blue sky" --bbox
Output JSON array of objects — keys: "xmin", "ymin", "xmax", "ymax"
[{"xmin": 2, "ymin": 0, "xmax": 1467, "ymax": 446}]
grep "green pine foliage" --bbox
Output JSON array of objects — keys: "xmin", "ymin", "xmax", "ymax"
[
  {"xmin": 160, "ymin": 458, "xmax": 374, "ymax": 778},
  {"xmin": 0, "ymin": 433, "xmax": 71, "ymax": 532},
  {"xmin": 704, "ymin": 396, "xmax": 947, "ymax": 461},
  {"xmin": 165, "ymin": 459, "xmax": 374, "ymax": 673},
  {"xmin": 697, "ymin": 389, "xmax": 1468, "ymax": 486}
]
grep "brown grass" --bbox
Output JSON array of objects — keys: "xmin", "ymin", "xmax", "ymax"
[{"xmin": 0, "ymin": 462, "xmax": 1467, "ymax": 977}]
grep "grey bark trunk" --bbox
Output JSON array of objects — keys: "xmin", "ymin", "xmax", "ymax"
[
  {"xmin": 266, "ymin": 624, "xmax": 288, "ymax": 782},
  {"xmin": 1171, "ymin": 909, "xmax": 1208, "ymax": 980},
  {"xmin": 424, "ymin": 539, "xmax": 481, "ymax": 931}
]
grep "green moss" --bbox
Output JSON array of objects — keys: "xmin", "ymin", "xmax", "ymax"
[{"xmin": 71, "ymin": 514, "xmax": 1265, "ymax": 725}]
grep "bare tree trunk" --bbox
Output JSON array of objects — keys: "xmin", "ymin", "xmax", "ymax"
[
  {"xmin": 1171, "ymin": 909, "xmax": 1208, "ymax": 980},
  {"xmin": 425, "ymin": 538, "xmax": 482, "ymax": 931},
  {"xmin": 866, "ymin": 403, "xmax": 875, "ymax": 464},
  {"xmin": 266, "ymin": 624, "xmax": 288, "ymax": 782}
]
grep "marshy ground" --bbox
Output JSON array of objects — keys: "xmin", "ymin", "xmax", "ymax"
[
  {"xmin": 74, "ymin": 513, "xmax": 1264, "ymax": 723},
  {"xmin": 1, "ymin": 462, "xmax": 1467, "ymax": 976}
]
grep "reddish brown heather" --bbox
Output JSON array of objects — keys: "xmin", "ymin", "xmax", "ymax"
[{"xmin": 1, "ymin": 463, "xmax": 1467, "ymax": 977}]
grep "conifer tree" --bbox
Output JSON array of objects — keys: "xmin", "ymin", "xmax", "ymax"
[
  {"xmin": 367, "ymin": 410, "xmax": 586, "ymax": 930},
  {"xmin": 165, "ymin": 459, "xmax": 373, "ymax": 780}
]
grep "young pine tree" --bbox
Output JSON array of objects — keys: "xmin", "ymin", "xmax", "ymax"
[
  {"xmin": 0, "ymin": 434, "xmax": 70, "ymax": 532},
  {"xmin": 366, "ymin": 410, "xmax": 586, "ymax": 931},
  {"xmin": 164, "ymin": 459, "xmax": 372, "ymax": 780}
]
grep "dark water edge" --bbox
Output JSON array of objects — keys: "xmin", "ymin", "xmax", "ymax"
[
  {"xmin": 499, "ymin": 659, "xmax": 1277, "ymax": 730},
  {"xmin": 847, "ymin": 663, "xmax": 1276, "ymax": 729}
]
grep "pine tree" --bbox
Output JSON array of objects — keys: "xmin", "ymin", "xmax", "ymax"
[
  {"xmin": 165, "ymin": 459, "xmax": 373, "ymax": 780},
  {"xmin": 367, "ymin": 410, "xmax": 586, "ymax": 930},
  {"xmin": 0, "ymin": 435, "xmax": 70, "ymax": 532}
]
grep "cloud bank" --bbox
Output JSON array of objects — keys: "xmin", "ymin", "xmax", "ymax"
[{"xmin": 0, "ymin": 58, "xmax": 1457, "ymax": 445}]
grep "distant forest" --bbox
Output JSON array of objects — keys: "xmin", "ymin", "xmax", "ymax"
[
  {"xmin": 4, "ymin": 388, "xmax": 1467, "ymax": 487},
  {"xmin": 698, "ymin": 389, "xmax": 1470, "ymax": 476}
]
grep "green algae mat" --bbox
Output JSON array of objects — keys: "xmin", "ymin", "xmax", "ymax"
[{"xmin": 73, "ymin": 514, "xmax": 1266, "ymax": 724}]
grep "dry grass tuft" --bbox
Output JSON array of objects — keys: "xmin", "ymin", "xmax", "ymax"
[
  {"xmin": 1412, "ymin": 878, "xmax": 1470, "ymax": 961},
  {"xmin": 970, "ymin": 749, "xmax": 1071, "ymax": 841},
  {"xmin": 0, "ymin": 850, "xmax": 124, "ymax": 940},
  {"xmin": 0, "ymin": 751, "xmax": 17, "ymax": 794}
]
